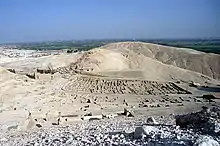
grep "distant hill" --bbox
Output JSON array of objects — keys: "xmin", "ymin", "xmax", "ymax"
[
  {"xmin": 100, "ymin": 42, "xmax": 220, "ymax": 79},
  {"xmin": 66, "ymin": 42, "xmax": 220, "ymax": 83}
]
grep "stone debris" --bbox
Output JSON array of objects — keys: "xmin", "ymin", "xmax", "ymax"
[
  {"xmin": 201, "ymin": 94, "xmax": 218, "ymax": 102},
  {"xmin": 7, "ymin": 68, "xmax": 15, "ymax": 73},
  {"xmin": 189, "ymin": 81, "xmax": 201, "ymax": 87},
  {"xmin": 147, "ymin": 116, "xmax": 159, "ymax": 124},
  {"xmin": 86, "ymin": 99, "xmax": 91, "ymax": 103},
  {"xmin": 63, "ymin": 76, "xmax": 190, "ymax": 95},
  {"xmin": 133, "ymin": 126, "xmax": 145, "ymax": 139},
  {"xmin": 0, "ymin": 138, "xmax": 8, "ymax": 142},
  {"xmin": 82, "ymin": 115, "xmax": 103, "ymax": 121},
  {"xmin": 103, "ymin": 113, "xmax": 118, "ymax": 119},
  {"xmin": 194, "ymin": 136, "xmax": 219, "ymax": 146},
  {"xmin": 1, "ymin": 43, "xmax": 220, "ymax": 146},
  {"xmin": 134, "ymin": 125, "xmax": 159, "ymax": 139},
  {"xmin": 37, "ymin": 68, "xmax": 56, "ymax": 74},
  {"xmin": 1, "ymin": 115, "xmax": 219, "ymax": 146},
  {"xmin": 25, "ymin": 72, "xmax": 36, "ymax": 79},
  {"xmin": 35, "ymin": 124, "xmax": 42, "ymax": 128},
  {"xmin": 176, "ymin": 107, "xmax": 220, "ymax": 135},
  {"xmin": 122, "ymin": 108, "xmax": 134, "ymax": 117}
]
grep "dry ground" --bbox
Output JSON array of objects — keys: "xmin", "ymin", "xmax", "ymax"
[{"xmin": 0, "ymin": 42, "xmax": 220, "ymax": 134}]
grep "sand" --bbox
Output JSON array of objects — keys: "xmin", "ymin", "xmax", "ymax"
[
  {"xmin": 0, "ymin": 42, "xmax": 219, "ymax": 135},
  {"xmin": 101, "ymin": 42, "xmax": 220, "ymax": 79}
]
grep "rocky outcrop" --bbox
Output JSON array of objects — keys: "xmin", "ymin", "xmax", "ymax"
[{"xmin": 176, "ymin": 107, "xmax": 220, "ymax": 135}]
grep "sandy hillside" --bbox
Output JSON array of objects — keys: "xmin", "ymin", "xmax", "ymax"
[
  {"xmin": 0, "ymin": 53, "xmax": 83, "ymax": 74},
  {"xmin": 63, "ymin": 43, "xmax": 219, "ymax": 84},
  {"xmin": 2, "ymin": 42, "xmax": 219, "ymax": 83},
  {"xmin": 99, "ymin": 42, "xmax": 220, "ymax": 79},
  {"xmin": 0, "ymin": 42, "xmax": 220, "ymax": 138}
]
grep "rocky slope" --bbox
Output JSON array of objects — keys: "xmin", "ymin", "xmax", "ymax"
[
  {"xmin": 61, "ymin": 42, "xmax": 219, "ymax": 84},
  {"xmin": 1, "ymin": 107, "xmax": 219, "ymax": 146},
  {"xmin": 0, "ymin": 42, "xmax": 220, "ymax": 146},
  {"xmin": 100, "ymin": 42, "xmax": 220, "ymax": 79}
]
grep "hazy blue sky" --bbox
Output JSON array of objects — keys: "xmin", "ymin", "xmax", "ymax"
[{"xmin": 0, "ymin": 0, "xmax": 219, "ymax": 43}]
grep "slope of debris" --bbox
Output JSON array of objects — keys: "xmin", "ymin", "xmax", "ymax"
[
  {"xmin": 63, "ymin": 75, "xmax": 190, "ymax": 95},
  {"xmin": 101, "ymin": 42, "xmax": 220, "ymax": 79},
  {"xmin": 1, "ymin": 107, "xmax": 219, "ymax": 146}
]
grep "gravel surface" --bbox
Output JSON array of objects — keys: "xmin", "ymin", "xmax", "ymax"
[{"xmin": 1, "ymin": 116, "xmax": 219, "ymax": 146}]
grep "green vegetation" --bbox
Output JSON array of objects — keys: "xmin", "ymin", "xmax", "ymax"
[
  {"xmin": 15, "ymin": 40, "xmax": 106, "ymax": 51},
  {"xmin": 66, "ymin": 48, "xmax": 79, "ymax": 53},
  {"xmin": 11, "ymin": 39, "xmax": 220, "ymax": 54},
  {"xmin": 148, "ymin": 39, "xmax": 220, "ymax": 54}
]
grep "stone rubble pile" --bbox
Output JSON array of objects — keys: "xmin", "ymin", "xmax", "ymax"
[
  {"xmin": 0, "ymin": 108, "xmax": 219, "ymax": 146},
  {"xmin": 175, "ymin": 106, "xmax": 220, "ymax": 135},
  {"xmin": 63, "ymin": 75, "xmax": 190, "ymax": 95}
]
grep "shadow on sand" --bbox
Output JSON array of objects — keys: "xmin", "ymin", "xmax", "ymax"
[{"xmin": 198, "ymin": 86, "xmax": 220, "ymax": 92}]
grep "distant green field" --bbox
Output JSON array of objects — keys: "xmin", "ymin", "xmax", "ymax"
[
  {"xmin": 15, "ymin": 39, "xmax": 220, "ymax": 54},
  {"xmin": 16, "ymin": 40, "xmax": 106, "ymax": 52},
  {"xmin": 181, "ymin": 45, "xmax": 220, "ymax": 54},
  {"xmin": 144, "ymin": 39, "xmax": 220, "ymax": 54},
  {"xmin": 158, "ymin": 44, "xmax": 220, "ymax": 54}
]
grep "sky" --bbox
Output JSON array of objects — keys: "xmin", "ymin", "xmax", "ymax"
[{"xmin": 0, "ymin": 0, "xmax": 219, "ymax": 43}]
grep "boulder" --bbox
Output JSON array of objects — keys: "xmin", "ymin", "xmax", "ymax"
[
  {"xmin": 82, "ymin": 115, "xmax": 103, "ymax": 121},
  {"xmin": 26, "ymin": 72, "xmax": 36, "ymax": 79},
  {"xmin": 189, "ymin": 81, "xmax": 201, "ymax": 87},
  {"xmin": 104, "ymin": 113, "xmax": 118, "ymax": 119},
  {"xmin": 7, "ymin": 68, "xmax": 15, "ymax": 73},
  {"xmin": 134, "ymin": 127, "xmax": 145, "ymax": 139},
  {"xmin": 134, "ymin": 125, "xmax": 159, "ymax": 139},
  {"xmin": 123, "ymin": 108, "xmax": 134, "ymax": 117},
  {"xmin": 194, "ymin": 136, "xmax": 219, "ymax": 146},
  {"xmin": 202, "ymin": 94, "xmax": 217, "ymax": 102},
  {"xmin": 142, "ymin": 125, "xmax": 159, "ymax": 135},
  {"xmin": 147, "ymin": 117, "xmax": 158, "ymax": 125},
  {"xmin": 176, "ymin": 107, "xmax": 220, "ymax": 134}
]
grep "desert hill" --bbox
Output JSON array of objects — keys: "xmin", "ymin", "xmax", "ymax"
[
  {"xmin": 64, "ymin": 42, "xmax": 219, "ymax": 84},
  {"xmin": 100, "ymin": 42, "xmax": 220, "ymax": 79},
  {"xmin": 0, "ymin": 66, "xmax": 17, "ymax": 83},
  {"xmin": 0, "ymin": 42, "xmax": 220, "ymax": 141},
  {"xmin": 1, "ymin": 42, "xmax": 219, "ymax": 84}
]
